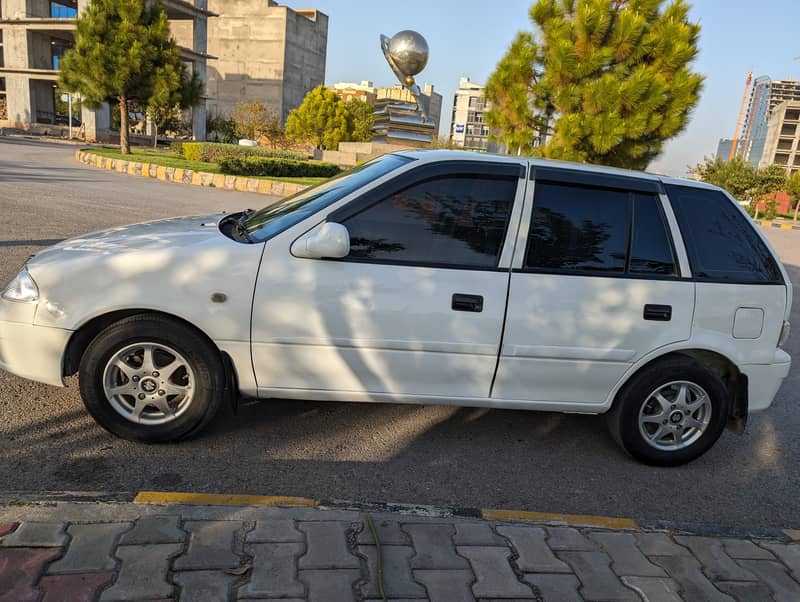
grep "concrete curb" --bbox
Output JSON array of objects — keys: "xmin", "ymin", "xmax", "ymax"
[
  {"xmin": 3, "ymin": 490, "xmax": 798, "ymax": 542},
  {"xmin": 75, "ymin": 149, "xmax": 310, "ymax": 198},
  {"xmin": 756, "ymin": 219, "xmax": 800, "ymax": 231}
]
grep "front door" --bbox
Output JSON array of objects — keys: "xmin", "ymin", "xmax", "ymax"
[
  {"xmin": 251, "ymin": 160, "xmax": 527, "ymax": 400},
  {"xmin": 492, "ymin": 169, "xmax": 695, "ymax": 406}
]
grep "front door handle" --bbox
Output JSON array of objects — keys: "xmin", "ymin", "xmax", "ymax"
[
  {"xmin": 644, "ymin": 304, "xmax": 672, "ymax": 321},
  {"xmin": 452, "ymin": 294, "xmax": 484, "ymax": 313}
]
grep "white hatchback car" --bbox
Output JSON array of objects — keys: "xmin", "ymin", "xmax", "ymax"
[{"xmin": 0, "ymin": 151, "xmax": 792, "ymax": 465}]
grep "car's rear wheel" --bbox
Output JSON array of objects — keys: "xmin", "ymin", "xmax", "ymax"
[
  {"xmin": 79, "ymin": 314, "xmax": 225, "ymax": 442},
  {"xmin": 607, "ymin": 356, "xmax": 730, "ymax": 466}
]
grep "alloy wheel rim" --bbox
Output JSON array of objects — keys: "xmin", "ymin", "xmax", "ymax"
[
  {"xmin": 102, "ymin": 342, "xmax": 195, "ymax": 425},
  {"xmin": 638, "ymin": 380, "xmax": 712, "ymax": 451}
]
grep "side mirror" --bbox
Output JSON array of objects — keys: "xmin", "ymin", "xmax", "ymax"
[{"xmin": 291, "ymin": 222, "xmax": 350, "ymax": 259}]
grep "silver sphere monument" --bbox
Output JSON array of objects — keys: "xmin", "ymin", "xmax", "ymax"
[{"xmin": 373, "ymin": 30, "xmax": 436, "ymax": 145}]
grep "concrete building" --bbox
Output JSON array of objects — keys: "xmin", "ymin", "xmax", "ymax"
[
  {"xmin": 172, "ymin": 0, "xmax": 328, "ymax": 123},
  {"xmin": 758, "ymin": 100, "xmax": 800, "ymax": 176},
  {"xmin": 449, "ymin": 77, "xmax": 495, "ymax": 151},
  {"xmin": 737, "ymin": 76, "xmax": 800, "ymax": 166},
  {"xmin": 330, "ymin": 80, "xmax": 443, "ymax": 128},
  {"xmin": 0, "ymin": 0, "xmax": 211, "ymax": 141},
  {"xmin": 716, "ymin": 138, "xmax": 734, "ymax": 162}
]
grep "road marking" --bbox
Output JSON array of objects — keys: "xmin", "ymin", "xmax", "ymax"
[
  {"xmin": 482, "ymin": 508, "xmax": 639, "ymax": 530},
  {"xmin": 134, "ymin": 491, "xmax": 317, "ymax": 507}
]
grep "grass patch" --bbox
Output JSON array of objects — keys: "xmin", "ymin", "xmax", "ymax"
[{"xmin": 87, "ymin": 147, "xmax": 327, "ymax": 186}]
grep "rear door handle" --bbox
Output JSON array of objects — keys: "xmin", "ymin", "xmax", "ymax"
[
  {"xmin": 644, "ymin": 304, "xmax": 672, "ymax": 321},
  {"xmin": 452, "ymin": 294, "xmax": 484, "ymax": 313}
]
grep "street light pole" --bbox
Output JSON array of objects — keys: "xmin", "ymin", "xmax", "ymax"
[{"xmin": 68, "ymin": 93, "xmax": 73, "ymax": 140}]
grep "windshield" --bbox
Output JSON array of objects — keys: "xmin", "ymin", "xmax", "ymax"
[{"xmin": 241, "ymin": 154, "xmax": 415, "ymax": 243}]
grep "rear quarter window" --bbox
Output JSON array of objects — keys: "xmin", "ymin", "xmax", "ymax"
[{"xmin": 666, "ymin": 184, "xmax": 783, "ymax": 284}]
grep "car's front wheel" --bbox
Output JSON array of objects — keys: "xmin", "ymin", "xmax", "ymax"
[
  {"xmin": 79, "ymin": 314, "xmax": 225, "ymax": 442},
  {"xmin": 607, "ymin": 356, "xmax": 730, "ymax": 466}
]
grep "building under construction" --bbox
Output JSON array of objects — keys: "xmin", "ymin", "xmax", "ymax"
[{"xmin": 736, "ymin": 76, "xmax": 800, "ymax": 167}]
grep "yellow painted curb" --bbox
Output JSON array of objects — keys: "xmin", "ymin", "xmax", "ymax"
[
  {"xmin": 784, "ymin": 529, "xmax": 800, "ymax": 541},
  {"xmin": 482, "ymin": 509, "xmax": 639, "ymax": 530},
  {"xmin": 173, "ymin": 168, "xmax": 185, "ymax": 183},
  {"xmin": 760, "ymin": 221, "xmax": 773, "ymax": 227},
  {"xmin": 134, "ymin": 491, "xmax": 317, "ymax": 507},
  {"xmin": 780, "ymin": 224, "xmax": 793, "ymax": 230},
  {"xmin": 234, "ymin": 177, "xmax": 249, "ymax": 192},
  {"xmin": 191, "ymin": 172, "xmax": 203, "ymax": 186},
  {"xmin": 212, "ymin": 174, "xmax": 226, "ymax": 189},
  {"xmin": 156, "ymin": 166, "xmax": 167, "ymax": 181}
]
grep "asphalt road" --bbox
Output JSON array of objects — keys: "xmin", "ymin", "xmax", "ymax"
[{"xmin": 1, "ymin": 137, "xmax": 799, "ymax": 529}]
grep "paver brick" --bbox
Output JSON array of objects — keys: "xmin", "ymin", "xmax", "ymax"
[
  {"xmin": 0, "ymin": 524, "xmax": 18, "ymax": 538},
  {"xmin": 39, "ymin": 572, "xmax": 115, "ymax": 602},
  {"xmin": 545, "ymin": 526, "xmax": 596, "ymax": 550},
  {"xmin": 497, "ymin": 525, "xmax": 571, "ymax": 573},
  {"xmin": 299, "ymin": 569, "xmax": 360, "ymax": 602},
  {"xmin": 635, "ymin": 533, "xmax": 692, "ymax": 557},
  {"xmin": 99, "ymin": 543, "xmax": 182, "ymax": 601},
  {"xmin": 590, "ymin": 531, "xmax": 667, "ymax": 577},
  {"xmin": 246, "ymin": 519, "xmax": 304, "ymax": 543},
  {"xmin": 716, "ymin": 580, "xmax": 776, "ymax": 601},
  {"xmin": 457, "ymin": 545, "xmax": 533, "ymax": 598},
  {"xmin": 0, "ymin": 522, "xmax": 68, "ymax": 547},
  {"xmin": 414, "ymin": 569, "xmax": 475, "ymax": 602},
  {"xmin": 524, "ymin": 573, "xmax": 582, "ymax": 601},
  {"xmin": 621, "ymin": 576, "xmax": 683, "ymax": 602},
  {"xmin": 404, "ymin": 524, "xmax": 469, "ymax": 569},
  {"xmin": 651, "ymin": 555, "xmax": 734, "ymax": 602},
  {"xmin": 297, "ymin": 521, "xmax": 360, "ymax": 569},
  {"xmin": 238, "ymin": 542, "xmax": 305, "ymax": 598},
  {"xmin": 118, "ymin": 515, "xmax": 185, "ymax": 545},
  {"xmin": 453, "ymin": 523, "xmax": 506, "ymax": 546},
  {"xmin": 558, "ymin": 551, "xmax": 639, "ymax": 601},
  {"xmin": 48, "ymin": 523, "xmax": 130, "ymax": 574},
  {"xmin": 357, "ymin": 519, "xmax": 410, "ymax": 545},
  {"xmin": 360, "ymin": 545, "xmax": 425, "ymax": 598},
  {"xmin": 736, "ymin": 559, "xmax": 800, "ymax": 602},
  {"xmin": 674, "ymin": 535, "xmax": 757, "ymax": 581},
  {"xmin": 0, "ymin": 547, "xmax": 63, "ymax": 602},
  {"xmin": 173, "ymin": 520, "xmax": 242, "ymax": 570},
  {"xmin": 761, "ymin": 542, "xmax": 800, "ymax": 579},
  {"xmin": 720, "ymin": 538, "xmax": 774, "ymax": 560},
  {"xmin": 173, "ymin": 569, "xmax": 239, "ymax": 602}
]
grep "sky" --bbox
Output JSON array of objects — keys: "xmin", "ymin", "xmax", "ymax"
[{"xmin": 280, "ymin": 0, "xmax": 800, "ymax": 177}]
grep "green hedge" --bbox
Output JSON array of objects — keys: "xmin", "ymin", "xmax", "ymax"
[
  {"xmin": 219, "ymin": 157, "xmax": 340, "ymax": 178},
  {"xmin": 181, "ymin": 142, "xmax": 307, "ymax": 163}
]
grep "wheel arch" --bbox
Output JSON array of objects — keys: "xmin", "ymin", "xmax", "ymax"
[{"xmin": 607, "ymin": 348, "xmax": 747, "ymax": 432}]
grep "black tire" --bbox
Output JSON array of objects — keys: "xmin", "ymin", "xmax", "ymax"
[
  {"xmin": 79, "ymin": 314, "xmax": 225, "ymax": 442},
  {"xmin": 606, "ymin": 356, "xmax": 730, "ymax": 466}
]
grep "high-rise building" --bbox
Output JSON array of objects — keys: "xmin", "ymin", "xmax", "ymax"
[
  {"xmin": 737, "ymin": 76, "xmax": 800, "ymax": 165},
  {"xmin": 716, "ymin": 139, "xmax": 734, "ymax": 162},
  {"xmin": 448, "ymin": 77, "xmax": 496, "ymax": 152},
  {"xmin": 758, "ymin": 100, "xmax": 800, "ymax": 176},
  {"xmin": 0, "ymin": 0, "xmax": 211, "ymax": 141},
  {"xmin": 171, "ymin": 0, "xmax": 328, "ymax": 123}
]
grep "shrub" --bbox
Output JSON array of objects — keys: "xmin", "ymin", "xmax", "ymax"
[
  {"xmin": 219, "ymin": 157, "xmax": 340, "ymax": 178},
  {"xmin": 169, "ymin": 141, "xmax": 183, "ymax": 156},
  {"xmin": 181, "ymin": 142, "xmax": 307, "ymax": 163}
]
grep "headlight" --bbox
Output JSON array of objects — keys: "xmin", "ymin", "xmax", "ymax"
[
  {"xmin": 2, "ymin": 268, "xmax": 39, "ymax": 303},
  {"xmin": 779, "ymin": 320, "xmax": 791, "ymax": 348}
]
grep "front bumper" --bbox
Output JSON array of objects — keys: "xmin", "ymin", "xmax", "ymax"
[
  {"xmin": 741, "ymin": 349, "xmax": 792, "ymax": 411},
  {"xmin": 0, "ymin": 318, "xmax": 71, "ymax": 387}
]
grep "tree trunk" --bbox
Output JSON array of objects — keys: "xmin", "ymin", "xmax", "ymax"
[
  {"xmin": 794, "ymin": 199, "xmax": 799, "ymax": 223},
  {"xmin": 153, "ymin": 122, "xmax": 158, "ymax": 150},
  {"xmin": 119, "ymin": 96, "xmax": 130, "ymax": 155}
]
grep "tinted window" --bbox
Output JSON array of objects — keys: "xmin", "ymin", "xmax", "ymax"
[
  {"xmin": 666, "ymin": 185, "xmax": 783, "ymax": 283},
  {"xmin": 630, "ymin": 193, "xmax": 676, "ymax": 275},
  {"xmin": 343, "ymin": 175, "xmax": 517, "ymax": 267},
  {"xmin": 526, "ymin": 182, "xmax": 628, "ymax": 272}
]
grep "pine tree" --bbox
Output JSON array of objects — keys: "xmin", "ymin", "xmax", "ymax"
[
  {"xmin": 285, "ymin": 86, "xmax": 353, "ymax": 150},
  {"xmin": 486, "ymin": 0, "xmax": 704, "ymax": 170},
  {"xmin": 59, "ymin": 0, "xmax": 200, "ymax": 154}
]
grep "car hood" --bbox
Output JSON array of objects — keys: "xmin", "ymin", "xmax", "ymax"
[{"xmin": 28, "ymin": 213, "xmax": 232, "ymax": 268}]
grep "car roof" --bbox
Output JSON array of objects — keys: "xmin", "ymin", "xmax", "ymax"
[{"xmin": 397, "ymin": 149, "xmax": 722, "ymax": 193}]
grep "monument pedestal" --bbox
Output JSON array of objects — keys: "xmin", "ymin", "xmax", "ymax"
[{"xmin": 319, "ymin": 141, "xmax": 416, "ymax": 168}]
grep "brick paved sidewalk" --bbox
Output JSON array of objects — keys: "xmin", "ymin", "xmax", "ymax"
[{"xmin": 1, "ymin": 501, "xmax": 799, "ymax": 601}]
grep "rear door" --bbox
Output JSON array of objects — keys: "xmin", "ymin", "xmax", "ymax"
[{"xmin": 492, "ymin": 168, "xmax": 695, "ymax": 406}]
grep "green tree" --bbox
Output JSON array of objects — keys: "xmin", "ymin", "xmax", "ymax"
[
  {"xmin": 231, "ymin": 100, "xmax": 286, "ymax": 147},
  {"xmin": 692, "ymin": 156, "xmax": 757, "ymax": 200},
  {"xmin": 486, "ymin": 0, "xmax": 704, "ymax": 169},
  {"xmin": 285, "ymin": 86, "xmax": 352, "ymax": 150},
  {"xmin": 59, "ymin": 0, "xmax": 198, "ymax": 154},
  {"xmin": 147, "ymin": 64, "xmax": 203, "ymax": 148},
  {"xmin": 786, "ymin": 171, "xmax": 800, "ymax": 222},
  {"xmin": 753, "ymin": 165, "xmax": 787, "ymax": 220},
  {"xmin": 344, "ymin": 99, "xmax": 375, "ymax": 142}
]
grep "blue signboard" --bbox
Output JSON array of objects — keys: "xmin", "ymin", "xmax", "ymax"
[{"xmin": 455, "ymin": 124, "xmax": 465, "ymax": 134}]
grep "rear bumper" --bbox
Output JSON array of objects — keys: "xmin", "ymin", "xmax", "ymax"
[
  {"xmin": 0, "ymin": 319, "xmax": 71, "ymax": 387},
  {"xmin": 741, "ymin": 349, "xmax": 792, "ymax": 411}
]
